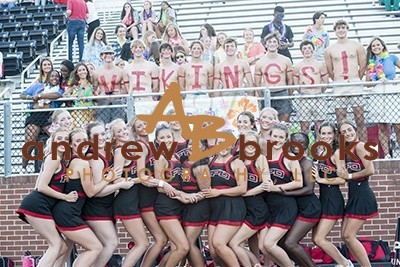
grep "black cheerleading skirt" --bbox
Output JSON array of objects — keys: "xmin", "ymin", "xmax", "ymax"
[
  {"xmin": 296, "ymin": 194, "xmax": 322, "ymax": 223},
  {"xmin": 53, "ymin": 198, "xmax": 88, "ymax": 231},
  {"xmin": 17, "ymin": 190, "xmax": 57, "ymax": 223},
  {"xmin": 154, "ymin": 193, "xmax": 184, "ymax": 220},
  {"xmin": 114, "ymin": 186, "xmax": 141, "ymax": 220},
  {"xmin": 319, "ymin": 184, "xmax": 345, "ymax": 220},
  {"xmin": 81, "ymin": 194, "xmax": 115, "ymax": 221},
  {"xmin": 264, "ymin": 193, "xmax": 297, "ymax": 229},
  {"xmin": 345, "ymin": 180, "xmax": 378, "ymax": 219},
  {"xmin": 209, "ymin": 196, "xmax": 246, "ymax": 226},
  {"xmin": 243, "ymin": 195, "xmax": 269, "ymax": 230},
  {"xmin": 182, "ymin": 199, "xmax": 210, "ymax": 227},
  {"xmin": 139, "ymin": 184, "xmax": 159, "ymax": 212}
]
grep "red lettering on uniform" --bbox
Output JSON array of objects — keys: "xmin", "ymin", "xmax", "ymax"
[
  {"xmin": 223, "ymin": 65, "xmax": 239, "ymax": 88},
  {"xmin": 131, "ymin": 71, "xmax": 146, "ymax": 91},
  {"xmin": 264, "ymin": 63, "xmax": 282, "ymax": 84},
  {"xmin": 161, "ymin": 69, "xmax": 174, "ymax": 91},
  {"xmin": 301, "ymin": 66, "xmax": 316, "ymax": 85},
  {"xmin": 99, "ymin": 75, "xmax": 117, "ymax": 93},
  {"xmin": 192, "ymin": 65, "xmax": 203, "ymax": 89},
  {"xmin": 341, "ymin": 51, "xmax": 349, "ymax": 80}
]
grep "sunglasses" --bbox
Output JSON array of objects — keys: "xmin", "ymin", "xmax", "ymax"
[
  {"xmin": 176, "ymin": 55, "xmax": 185, "ymax": 59},
  {"xmin": 276, "ymin": 13, "xmax": 285, "ymax": 19}
]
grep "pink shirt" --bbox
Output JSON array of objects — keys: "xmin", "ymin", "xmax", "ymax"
[
  {"xmin": 240, "ymin": 42, "xmax": 265, "ymax": 63},
  {"xmin": 67, "ymin": 0, "xmax": 88, "ymax": 20}
]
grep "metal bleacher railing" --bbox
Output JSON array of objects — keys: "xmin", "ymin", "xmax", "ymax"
[{"xmin": 1, "ymin": 80, "xmax": 400, "ymax": 177}]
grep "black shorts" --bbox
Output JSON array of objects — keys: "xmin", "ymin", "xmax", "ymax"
[
  {"xmin": 25, "ymin": 111, "xmax": 52, "ymax": 127},
  {"xmin": 114, "ymin": 186, "xmax": 141, "ymax": 220},
  {"xmin": 264, "ymin": 193, "xmax": 297, "ymax": 229},
  {"xmin": 81, "ymin": 194, "xmax": 115, "ymax": 221},
  {"xmin": 154, "ymin": 193, "xmax": 183, "ymax": 220},
  {"xmin": 319, "ymin": 184, "xmax": 345, "ymax": 220},
  {"xmin": 345, "ymin": 181, "xmax": 378, "ymax": 219},
  {"xmin": 209, "ymin": 196, "xmax": 246, "ymax": 226},
  {"xmin": 243, "ymin": 195, "xmax": 269, "ymax": 230},
  {"xmin": 53, "ymin": 198, "xmax": 89, "ymax": 231},
  {"xmin": 270, "ymin": 90, "xmax": 292, "ymax": 116},
  {"xmin": 17, "ymin": 190, "xmax": 57, "ymax": 223},
  {"xmin": 182, "ymin": 199, "xmax": 210, "ymax": 227},
  {"xmin": 296, "ymin": 194, "xmax": 321, "ymax": 223},
  {"xmin": 139, "ymin": 184, "xmax": 159, "ymax": 212}
]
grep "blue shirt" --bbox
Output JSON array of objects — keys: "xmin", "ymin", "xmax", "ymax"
[
  {"xmin": 383, "ymin": 54, "xmax": 399, "ymax": 80},
  {"xmin": 22, "ymin": 83, "xmax": 63, "ymax": 109}
]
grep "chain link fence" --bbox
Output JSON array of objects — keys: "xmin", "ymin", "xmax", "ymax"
[{"xmin": 1, "ymin": 82, "xmax": 399, "ymax": 176}]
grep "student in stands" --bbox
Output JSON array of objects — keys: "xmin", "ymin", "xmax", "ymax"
[
  {"xmin": 324, "ymin": 20, "xmax": 367, "ymax": 141},
  {"xmin": 143, "ymin": 30, "xmax": 158, "ymax": 61},
  {"xmin": 261, "ymin": 122, "xmax": 303, "ymax": 267},
  {"xmin": 337, "ymin": 120, "xmax": 378, "ymax": 267},
  {"xmin": 66, "ymin": 0, "xmax": 88, "ymax": 62},
  {"xmin": 175, "ymin": 48, "xmax": 188, "ymax": 65},
  {"xmin": 255, "ymin": 33, "xmax": 293, "ymax": 121},
  {"xmin": 82, "ymin": 27, "xmax": 108, "ymax": 68},
  {"xmin": 36, "ymin": 58, "xmax": 54, "ymax": 84},
  {"xmin": 199, "ymin": 23, "xmax": 217, "ymax": 55},
  {"xmin": 302, "ymin": 11, "xmax": 330, "ymax": 61},
  {"xmin": 229, "ymin": 130, "xmax": 270, "ymax": 267},
  {"xmin": 203, "ymin": 134, "xmax": 247, "ymax": 267},
  {"xmin": 213, "ymin": 32, "xmax": 227, "ymax": 66},
  {"xmin": 260, "ymin": 6, "xmax": 294, "ymax": 62},
  {"xmin": 92, "ymin": 46, "xmax": 127, "ymax": 124},
  {"xmin": 159, "ymin": 43, "xmax": 179, "ymax": 92},
  {"xmin": 156, "ymin": 1, "xmax": 176, "ymax": 38},
  {"xmin": 120, "ymin": 2, "xmax": 139, "ymax": 40},
  {"xmin": 59, "ymin": 60, "xmax": 75, "ymax": 92},
  {"xmin": 162, "ymin": 23, "xmax": 190, "ymax": 54},
  {"xmin": 17, "ymin": 128, "xmax": 73, "ymax": 267},
  {"xmin": 312, "ymin": 121, "xmax": 349, "ymax": 266},
  {"xmin": 293, "ymin": 40, "xmax": 329, "ymax": 134},
  {"xmin": 280, "ymin": 132, "xmax": 321, "ymax": 267},
  {"xmin": 123, "ymin": 40, "xmax": 159, "ymax": 100},
  {"xmin": 366, "ymin": 36, "xmax": 400, "ymax": 158},
  {"xmin": 20, "ymin": 70, "xmax": 63, "ymax": 173},
  {"xmin": 213, "ymin": 38, "xmax": 254, "ymax": 96},
  {"xmin": 178, "ymin": 40, "xmax": 214, "ymax": 92},
  {"xmin": 81, "ymin": 122, "xmax": 134, "ymax": 267},
  {"xmin": 140, "ymin": 0, "xmax": 157, "ymax": 37},
  {"xmin": 111, "ymin": 24, "xmax": 128, "ymax": 59},
  {"xmin": 85, "ymin": 0, "xmax": 100, "ymax": 42},
  {"xmin": 110, "ymin": 119, "xmax": 155, "ymax": 266},
  {"xmin": 238, "ymin": 28, "xmax": 265, "ymax": 70}
]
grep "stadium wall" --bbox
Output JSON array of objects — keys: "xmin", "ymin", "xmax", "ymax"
[{"xmin": 1, "ymin": 160, "xmax": 399, "ymax": 265}]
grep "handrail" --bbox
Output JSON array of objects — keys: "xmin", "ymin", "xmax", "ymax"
[
  {"xmin": 20, "ymin": 55, "xmax": 42, "ymax": 92},
  {"xmin": 50, "ymin": 29, "xmax": 67, "ymax": 61},
  {"xmin": 0, "ymin": 87, "xmax": 11, "ymax": 99}
]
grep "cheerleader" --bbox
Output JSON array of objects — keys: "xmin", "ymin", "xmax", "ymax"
[
  {"xmin": 176, "ymin": 139, "xmax": 210, "ymax": 267},
  {"xmin": 17, "ymin": 128, "xmax": 74, "ymax": 267},
  {"xmin": 110, "ymin": 119, "xmax": 155, "ymax": 266},
  {"xmin": 231, "ymin": 111, "xmax": 258, "ymax": 156},
  {"xmin": 229, "ymin": 130, "xmax": 270, "ymax": 267},
  {"xmin": 51, "ymin": 129, "xmax": 105, "ymax": 266},
  {"xmin": 129, "ymin": 117, "xmax": 168, "ymax": 267},
  {"xmin": 80, "ymin": 122, "xmax": 132, "ymax": 266},
  {"xmin": 337, "ymin": 120, "xmax": 378, "ymax": 267},
  {"xmin": 312, "ymin": 121, "xmax": 349, "ymax": 266},
  {"xmin": 258, "ymin": 107, "xmax": 279, "ymax": 155},
  {"xmin": 167, "ymin": 109, "xmax": 189, "ymax": 160},
  {"xmin": 261, "ymin": 123, "xmax": 303, "ymax": 267},
  {"xmin": 153, "ymin": 124, "xmax": 189, "ymax": 266},
  {"xmin": 202, "ymin": 134, "xmax": 247, "ymax": 267},
  {"xmin": 280, "ymin": 132, "xmax": 321, "ymax": 267}
]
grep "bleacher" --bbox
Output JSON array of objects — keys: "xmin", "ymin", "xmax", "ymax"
[{"xmin": 1, "ymin": 0, "xmax": 400, "ymax": 175}]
